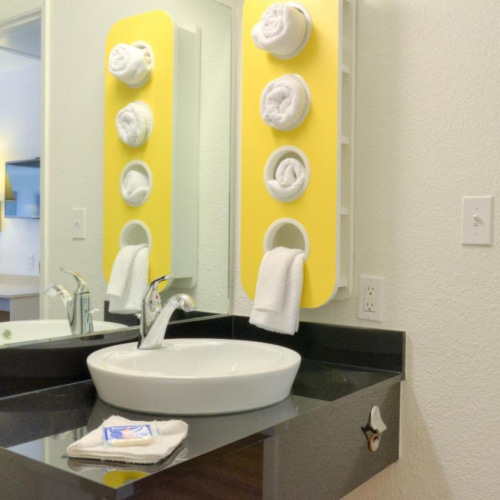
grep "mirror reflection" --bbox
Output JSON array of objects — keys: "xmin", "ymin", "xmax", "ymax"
[
  {"xmin": 0, "ymin": 0, "xmax": 232, "ymax": 347},
  {"xmin": 5, "ymin": 160, "xmax": 41, "ymax": 219}
]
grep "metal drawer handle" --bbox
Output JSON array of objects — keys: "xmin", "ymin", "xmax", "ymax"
[{"xmin": 363, "ymin": 406, "xmax": 387, "ymax": 452}]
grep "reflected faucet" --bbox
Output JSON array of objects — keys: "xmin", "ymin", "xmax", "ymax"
[
  {"xmin": 45, "ymin": 268, "xmax": 96, "ymax": 336},
  {"xmin": 138, "ymin": 275, "xmax": 196, "ymax": 350}
]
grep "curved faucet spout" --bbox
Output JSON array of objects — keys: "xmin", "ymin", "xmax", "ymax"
[
  {"xmin": 138, "ymin": 292, "xmax": 197, "ymax": 350},
  {"xmin": 45, "ymin": 269, "xmax": 95, "ymax": 336}
]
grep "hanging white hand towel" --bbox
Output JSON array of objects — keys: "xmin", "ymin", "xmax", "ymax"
[
  {"xmin": 107, "ymin": 244, "xmax": 146, "ymax": 298},
  {"xmin": 116, "ymin": 101, "xmax": 153, "ymax": 148},
  {"xmin": 268, "ymin": 158, "xmax": 306, "ymax": 199},
  {"xmin": 261, "ymin": 74, "xmax": 310, "ymax": 131},
  {"xmin": 108, "ymin": 246, "xmax": 149, "ymax": 314},
  {"xmin": 250, "ymin": 247, "xmax": 305, "ymax": 335},
  {"xmin": 121, "ymin": 170, "xmax": 150, "ymax": 205},
  {"xmin": 108, "ymin": 43, "xmax": 152, "ymax": 87},
  {"xmin": 67, "ymin": 416, "xmax": 188, "ymax": 465},
  {"xmin": 252, "ymin": 3, "xmax": 308, "ymax": 57}
]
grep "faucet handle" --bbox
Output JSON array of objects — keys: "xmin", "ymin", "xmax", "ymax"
[
  {"xmin": 45, "ymin": 283, "xmax": 72, "ymax": 304},
  {"xmin": 139, "ymin": 274, "xmax": 174, "ymax": 344},
  {"xmin": 144, "ymin": 274, "xmax": 174, "ymax": 305},
  {"xmin": 150, "ymin": 274, "xmax": 174, "ymax": 290},
  {"xmin": 60, "ymin": 268, "xmax": 90, "ymax": 295}
]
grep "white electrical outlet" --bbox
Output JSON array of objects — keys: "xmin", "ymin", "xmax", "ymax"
[
  {"xmin": 358, "ymin": 276, "xmax": 384, "ymax": 322},
  {"xmin": 363, "ymin": 285, "xmax": 376, "ymax": 312}
]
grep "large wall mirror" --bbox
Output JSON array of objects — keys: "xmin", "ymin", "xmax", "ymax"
[{"xmin": 0, "ymin": 0, "xmax": 233, "ymax": 348}]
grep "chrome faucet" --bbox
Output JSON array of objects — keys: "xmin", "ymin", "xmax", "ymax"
[
  {"xmin": 45, "ymin": 268, "xmax": 95, "ymax": 336},
  {"xmin": 138, "ymin": 275, "xmax": 196, "ymax": 350}
]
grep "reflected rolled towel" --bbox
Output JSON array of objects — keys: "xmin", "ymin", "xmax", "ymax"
[
  {"xmin": 108, "ymin": 43, "xmax": 152, "ymax": 87},
  {"xmin": 121, "ymin": 170, "xmax": 150, "ymax": 205},
  {"xmin": 261, "ymin": 74, "xmax": 310, "ymax": 131},
  {"xmin": 116, "ymin": 101, "xmax": 153, "ymax": 148},
  {"xmin": 268, "ymin": 158, "xmax": 306, "ymax": 199},
  {"xmin": 251, "ymin": 4, "xmax": 308, "ymax": 58}
]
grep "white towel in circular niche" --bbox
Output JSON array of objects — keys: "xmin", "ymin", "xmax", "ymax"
[
  {"xmin": 116, "ymin": 101, "xmax": 153, "ymax": 148},
  {"xmin": 108, "ymin": 43, "xmax": 152, "ymax": 87},
  {"xmin": 121, "ymin": 170, "xmax": 150, "ymax": 205},
  {"xmin": 268, "ymin": 158, "xmax": 306, "ymax": 199},
  {"xmin": 252, "ymin": 3, "xmax": 308, "ymax": 58},
  {"xmin": 260, "ymin": 74, "xmax": 310, "ymax": 131}
]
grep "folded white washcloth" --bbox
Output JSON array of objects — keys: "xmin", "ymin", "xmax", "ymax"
[
  {"xmin": 109, "ymin": 246, "xmax": 149, "ymax": 314},
  {"xmin": 116, "ymin": 101, "xmax": 153, "ymax": 148},
  {"xmin": 250, "ymin": 247, "xmax": 305, "ymax": 335},
  {"xmin": 261, "ymin": 74, "xmax": 310, "ymax": 131},
  {"xmin": 252, "ymin": 4, "xmax": 308, "ymax": 57},
  {"xmin": 108, "ymin": 43, "xmax": 152, "ymax": 87},
  {"xmin": 121, "ymin": 170, "xmax": 150, "ymax": 205},
  {"xmin": 107, "ymin": 244, "xmax": 146, "ymax": 298},
  {"xmin": 268, "ymin": 158, "xmax": 306, "ymax": 199},
  {"xmin": 67, "ymin": 416, "xmax": 188, "ymax": 465}
]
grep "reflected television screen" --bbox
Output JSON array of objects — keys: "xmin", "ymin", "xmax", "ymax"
[{"xmin": 5, "ymin": 159, "xmax": 40, "ymax": 219}]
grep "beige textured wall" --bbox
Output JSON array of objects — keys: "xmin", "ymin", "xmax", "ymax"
[
  {"xmin": 233, "ymin": 0, "xmax": 500, "ymax": 498},
  {"xmin": 42, "ymin": 0, "xmax": 231, "ymax": 321}
]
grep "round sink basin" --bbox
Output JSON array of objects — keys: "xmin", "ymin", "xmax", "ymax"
[{"xmin": 87, "ymin": 339, "xmax": 301, "ymax": 415}]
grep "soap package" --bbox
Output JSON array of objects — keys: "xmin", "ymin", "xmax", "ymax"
[{"xmin": 103, "ymin": 423, "xmax": 159, "ymax": 448}]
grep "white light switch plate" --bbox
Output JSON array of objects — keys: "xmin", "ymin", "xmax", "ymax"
[
  {"xmin": 72, "ymin": 208, "xmax": 86, "ymax": 239},
  {"xmin": 462, "ymin": 196, "xmax": 493, "ymax": 246},
  {"xmin": 358, "ymin": 276, "xmax": 384, "ymax": 322}
]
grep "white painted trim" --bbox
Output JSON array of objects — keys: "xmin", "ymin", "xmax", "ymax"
[{"xmin": 40, "ymin": 1, "xmax": 49, "ymax": 318}]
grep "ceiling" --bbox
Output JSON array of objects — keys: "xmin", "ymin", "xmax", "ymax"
[{"xmin": 0, "ymin": 17, "xmax": 40, "ymax": 74}]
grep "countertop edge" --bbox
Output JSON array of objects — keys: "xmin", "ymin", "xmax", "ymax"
[{"xmin": 0, "ymin": 372, "xmax": 404, "ymax": 499}]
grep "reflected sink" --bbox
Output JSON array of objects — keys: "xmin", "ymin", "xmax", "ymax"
[
  {"xmin": 87, "ymin": 339, "xmax": 301, "ymax": 415},
  {"xmin": 0, "ymin": 320, "xmax": 127, "ymax": 346}
]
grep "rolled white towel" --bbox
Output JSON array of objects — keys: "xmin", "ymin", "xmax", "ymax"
[
  {"xmin": 108, "ymin": 43, "xmax": 152, "ymax": 87},
  {"xmin": 116, "ymin": 101, "xmax": 153, "ymax": 148},
  {"xmin": 122, "ymin": 170, "xmax": 150, "ymax": 205},
  {"xmin": 252, "ymin": 4, "xmax": 308, "ymax": 58},
  {"xmin": 268, "ymin": 158, "xmax": 306, "ymax": 199},
  {"xmin": 261, "ymin": 74, "xmax": 310, "ymax": 131}
]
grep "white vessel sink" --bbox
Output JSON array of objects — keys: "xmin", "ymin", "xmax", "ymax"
[
  {"xmin": 87, "ymin": 339, "xmax": 301, "ymax": 415},
  {"xmin": 0, "ymin": 320, "xmax": 126, "ymax": 346}
]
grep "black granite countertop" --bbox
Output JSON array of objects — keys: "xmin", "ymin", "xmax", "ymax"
[
  {"xmin": 0, "ymin": 359, "xmax": 402, "ymax": 499},
  {"xmin": 0, "ymin": 318, "xmax": 406, "ymax": 499}
]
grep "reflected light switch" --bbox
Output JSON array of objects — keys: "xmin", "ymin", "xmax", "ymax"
[
  {"xmin": 462, "ymin": 196, "xmax": 493, "ymax": 246},
  {"xmin": 72, "ymin": 208, "xmax": 86, "ymax": 240}
]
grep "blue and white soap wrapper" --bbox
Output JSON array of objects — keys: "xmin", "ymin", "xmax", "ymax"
[{"xmin": 103, "ymin": 423, "xmax": 158, "ymax": 448}]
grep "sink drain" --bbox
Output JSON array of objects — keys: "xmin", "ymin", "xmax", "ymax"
[{"xmin": 2, "ymin": 329, "xmax": 12, "ymax": 340}]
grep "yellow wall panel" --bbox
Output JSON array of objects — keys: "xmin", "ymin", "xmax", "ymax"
[
  {"xmin": 103, "ymin": 11, "xmax": 174, "ymax": 284},
  {"xmin": 241, "ymin": 0, "xmax": 341, "ymax": 308}
]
